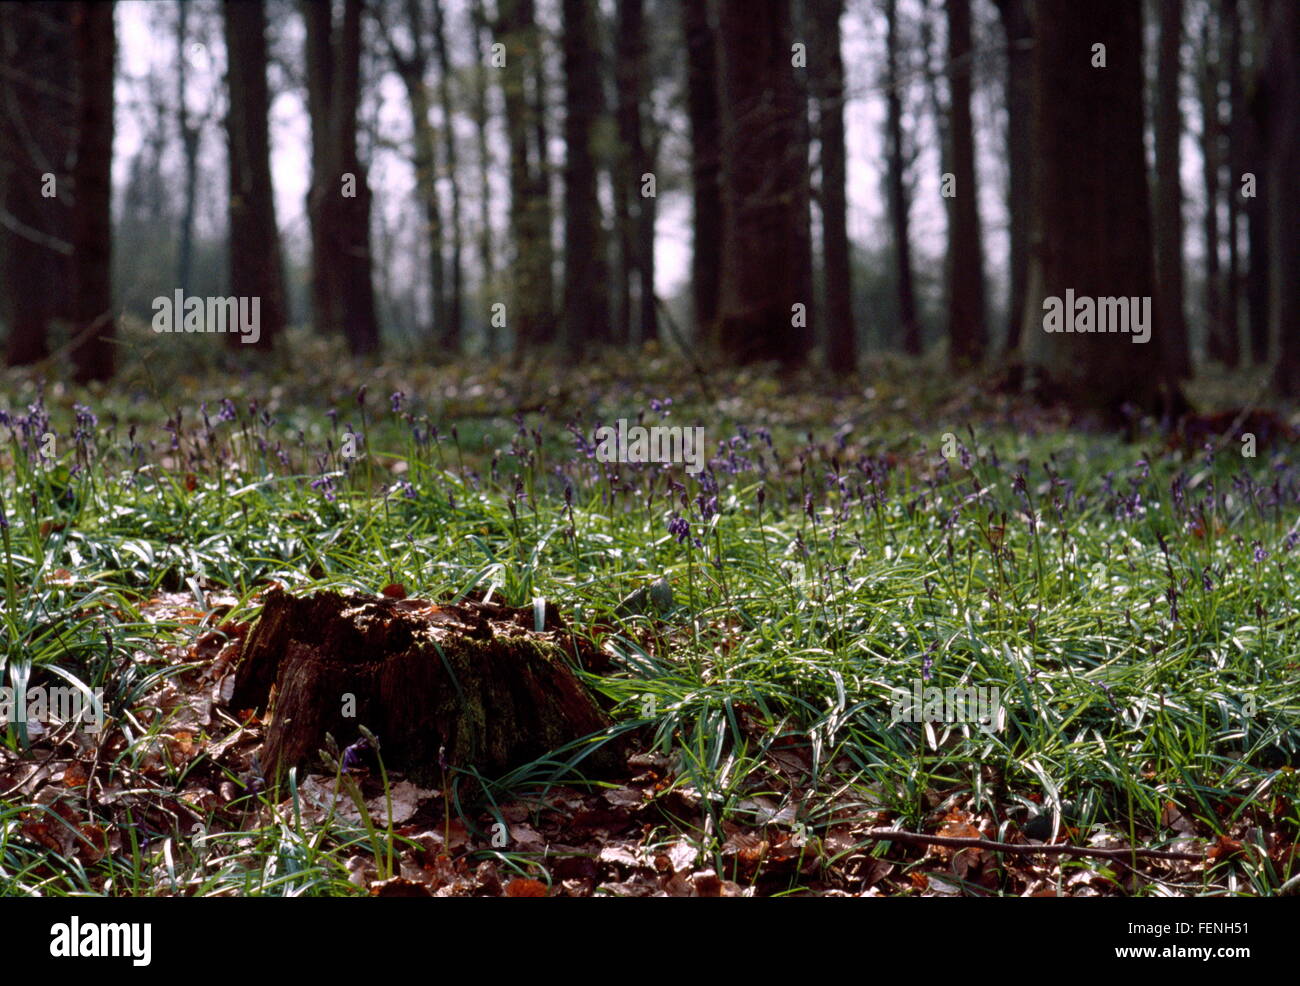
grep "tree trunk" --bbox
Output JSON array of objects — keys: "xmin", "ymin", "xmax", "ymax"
[
  {"xmin": 498, "ymin": 0, "xmax": 552, "ymax": 353},
  {"xmin": 811, "ymin": 0, "xmax": 854, "ymax": 373},
  {"xmin": 994, "ymin": 0, "xmax": 1031, "ymax": 355},
  {"xmin": 1022, "ymin": 0, "xmax": 1163, "ymax": 417},
  {"xmin": 0, "ymin": 2, "xmax": 75, "ymax": 367},
  {"xmin": 1201, "ymin": 5, "xmax": 1230, "ymax": 365},
  {"xmin": 432, "ymin": 0, "xmax": 463, "ymax": 351},
  {"xmin": 224, "ymin": 0, "xmax": 286, "ymax": 350},
  {"xmin": 945, "ymin": 0, "xmax": 986, "ymax": 369},
  {"xmin": 1262, "ymin": 0, "xmax": 1298, "ymax": 394},
  {"xmin": 715, "ymin": 0, "xmax": 809, "ymax": 366},
  {"xmin": 681, "ymin": 0, "xmax": 721, "ymax": 336},
  {"xmin": 884, "ymin": 0, "xmax": 920, "ymax": 355},
  {"xmin": 471, "ymin": 0, "xmax": 495, "ymax": 353},
  {"xmin": 1155, "ymin": 0, "xmax": 1191, "ymax": 382},
  {"xmin": 229, "ymin": 588, "xmax": 620, "ymax": 783},
  {"xmin": 1223, "ymin": 0, "xmax": 1242, "ymax": 364},
  {"xmin": 176, "ymin": 1, "xmax": 198, "ymax": 298},
  {"xmin": 561, "ymin": 0, "xmax": 607, "ymax": 351},
  {"xmin": 303, "ymin": 0, "xmax": 338, "ymax": 336},
  {"xmin": 70, "ymin": 0, "xmax": 114, "ymax": 384}
]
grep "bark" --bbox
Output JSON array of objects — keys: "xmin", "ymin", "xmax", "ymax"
[
  {"xmin": 715, "ymin": 0, "xmax": 810, "ymax": 366},
  {"xmin": 615, "ymin": 0, "xmax": 656, "ymax": 346},
  {"xmin": 1022, "ymin": 0, "xmax": 1165, "ymax": 417},
  {"xmin": 224, "ymin": 0, "xmax": 287, "ymax": 350},
  {"xmin": 1262, "ymin": 0, "xmax": 1298, "ymax": 394},
  {"xmin": 176, "ymin": 1, "xmax": 198, "ymax": 297},
  {"xmin": 561, "ymin": 0, "xmax": 607, "ymax": 350},
  {"xmin": 304, "ymin": 0, "xmax": 379, "ymax": 354},
  {"xmin": 1201, "ymin": 5, "xmax": 1230, "ymax": 365},
  {"xmin": 994, "ymin": 0, "xmax": 1031, "ymax": 354},
  {"xmin": 945, "ymin": 0, "xmax": 986, "ymax": 369},
  {"xmin": 432, "ymin": 0, "xmax": 463, "ymax": 350},
  {"xmin": 0, "ymin": 2, "xmax": 75, "ymax": 367},
  {"xmin": 811, "ymin": 0, "xmax": 854, "ymax": 372},
  {"xmin": 1154, "ymin": 0, "xmax": 1191, "ymax": 381},
  {"xmin": 471, "ymin": 0, "xmax": 495, "ymax": 352},
  {"xmin": 884, "ymin": 0, "xmax": 920, "ymax": 355},
  {"xmin": 681, "ymin": 0, "xmax": 721, "ymax": 334},
  {"xmin": 70, "ymin": 0, "xmax": 114, "ymax": 383}
]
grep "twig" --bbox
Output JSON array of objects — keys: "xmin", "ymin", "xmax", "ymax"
[{"xmin": 862, "ymin": 827, "xmax": 1204, "ymax": 863}]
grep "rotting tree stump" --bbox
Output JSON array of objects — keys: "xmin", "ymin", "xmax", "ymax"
[{"xmin": 227, "ymin": 587, "xmax": 619, "ymax": 784}]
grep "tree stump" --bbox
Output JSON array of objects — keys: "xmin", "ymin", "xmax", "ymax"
[{"xmin": 227, "ymin": 587, "xmax": 619, "ymax": 784}]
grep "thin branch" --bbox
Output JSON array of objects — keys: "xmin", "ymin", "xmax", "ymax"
[{"xmin": 862, "ymin": 827, "xmax": 1205, "ymax": 863}]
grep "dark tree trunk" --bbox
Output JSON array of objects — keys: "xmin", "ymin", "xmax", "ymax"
[
  {"xmin": 303, "ymin": 0, "xmax": 337, "ymax": 337},
  {"xmin": 1261, "ymin": 0, "xmax": 1299, "ymax": 394},
  {"xmin": 1154, "ymin": 0, "xmax": 1191, "ymax": 382},
  {"xmin": 0, "ymin": 2, "xmax": 75, "ymax": 367},
  {"xmin": 498, "ymin": 0, "xmax": 552, "ymax": 352},
  {"xmin": 304, "ymin": 0, "xmax": 379, "ymax": 354},
  {"xmin": 561, "ymin": 0, "xmax": 607, "ymax": 350},
  {"xmin": 70, "ymin": 0, "xmax": 114, "ymax": 383},
  {"xmin": 812, "ymin": 0, "xmax": 854, "ymax": 373},
  {"xmin": 615, "ymin": 0, "xmax": 656, "ymax": 345},
  {"xmin": 885, "ymin": 0, "xmax": 920, "ymax": 355},
  {"xmin": 471, "ymin": 0, "xmax": 495, "ymax": 353},
  {"xmin": 714, "ymin": 0, "xmax": 809, "ymax": 366},
  {"xmin": 224, "ymin": 0, "xmax": 286, "ymax": 350},
  {"xmin": 994, "ymin": 0, "xmax": 1031, "ymax": 354},
  {"xmin": 176, "ymin": 1, "xmax": 198, "ymax": 297},
  {"xmin": 1201, "ymin": 5, "xmax": 1230, "ymax": 365},
  {"xmin": 1023, "ymin": 0, "xmax": 1164, "ymax": 416},
  {"xmin": 432, "ymin": 0, "xmax": 463, "ymax": 351},
  {"xmin": 681, "ymin": 0, "xmax": 721, "ymax": 335},
  {"xmin": 1223, "ymin": 0, "xmax": 1242, "ymax": 363},
  {"xmin": 945, "ymin": 0, "xmax": 986, "ymax": 369}
]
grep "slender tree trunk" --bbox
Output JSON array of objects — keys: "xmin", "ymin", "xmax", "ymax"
[
  {"xmin": 994, "ymin": 0, "xmax": 1031, "ymax": 354},
  {"xmin": 1155, "ymin": 0, "xmax": 1191, "ymax": 382},
  {"xmin": 176, "ymin": 1, "xmax": 199, "ymax": 297},
  {"xmin": 884, "ymin": 0, "xmax": 920, "ymax": 355},
  {"xmin": 528, "ymin": 9, "xmax": 554, "ymax": 333},
  {"xmin": 303, "ymin": 0, "xmax": 337, "ymax": 336},
  {"xmin": 471, "ymin": 0, "xmax": 494, "ymax": 353},
  {"xmin": 331, "ymin": 0, "xmax": 380, "ymax": 354},
  {"xmin": 681, "ymin": 0, "xmax": 721, "ymax": 335},
  {"xmin": 811, "ymin": 0, "xmax": 854, "ymax": 372},
  {"xmin": 432, "ymin": 0, "xmax": 463, "ymax": 350},
  {"xmin": 1223, "ymin": 0, "xmax": 1242, "ymax": 363},
  {"xmin": 945, "ymin": 0, "xmax": 986, "ymax": 369},
  {"xmin": 1200, "ymin": 7, "xmax": 1229, "ymax": 365},
  {"xmin": 560, "ymin": 0, "xmax": 607, "ymax": 349},
  {"xmin": 224, "ymin": 0, "xmax": 286, "ymax": 350},
  {"xmin": 498, "ymin": 0, "xmax": 550, "ymax": 352},
  {"xmin": 70, "ymin": 0, "xmax": 115, "ymax": 383},
  {"xmin": 616, "ymin": 0, "xmax": 655, "ymax": 346}
]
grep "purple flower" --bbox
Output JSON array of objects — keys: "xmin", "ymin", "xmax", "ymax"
[
  {"xmin": 390, "ymin": 391, "xmax": 405, "ymax": 413},
  {"xmin": 668, "ymin": 514, "xmax": 690, "ymax": 544}
]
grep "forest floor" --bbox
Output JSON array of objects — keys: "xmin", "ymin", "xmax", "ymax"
[{"xmin": 1, "ymin": 328, "xmax": 1298, "ymax": 897}]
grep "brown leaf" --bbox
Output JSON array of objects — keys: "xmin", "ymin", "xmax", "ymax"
[{"xmin": 504, "ymin": 878, "xmax": 549, "ymax": 897}]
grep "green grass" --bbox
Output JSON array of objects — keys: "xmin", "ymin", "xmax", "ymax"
[{"xmin": 1, "ymin": 331, "xmax": 1297, "ymax": 896}]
